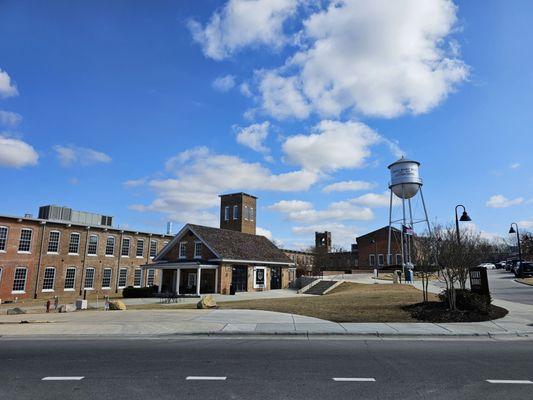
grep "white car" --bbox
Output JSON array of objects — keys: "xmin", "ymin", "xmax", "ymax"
[{"xmin": 479, "ymin": 263, "xmax": 496, "ymax": 269}]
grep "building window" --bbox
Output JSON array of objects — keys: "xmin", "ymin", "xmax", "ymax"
[
  {"xmin": 224, "ymin": 206, "xmax": 230, "ymax": 221},
  {"xmin": 179, "ymin": 242, "xmax": 186, "ymax": 259},
  {"xmin": 102, "ymin": 268, "xmax": 112, "ymax": 289},
  {"xmin": 0, "ymin": 226, "xmax": 7, "ymax": 251},
  {"xmin": 149, "ymin": 240, "xmax": 157, "ymax": 258},
  {"xmin": 249, "ymin": 207, "xmax": 254, "ymax": 221},
  {"xmin": 118, "ymin": 268, "xmax": 128, "ymax": 288},
  {"xmin": 396, "ymin": 254, "xmax": 402, "ymax": 265},
  {"xmin": 105, "ymin": 236, "xmax": 115, "ymax": 256},
  {"xmin": 194, "ymin": 242, "xmax": 202, "ymax": 259},
  {"xmin": 121, "ymin": 238, "xmax": 130, "ymax": 257},
  {"xmin": 147, "ymin": 269, "xmax": 155, "ymax": 286},
  {"xmin": 243, "ymin": 205, "xmax": 248, "ymax": 220},
  {"xmin": 69, "ymin": 233, "xmax": 80, "ymax": 254},
  {"xmin": 233, "ymin": 205, "xmax": 238, "ymax": 220},
  {"xmin": 369, "ymin": 254, "xmax": 376, "ymax": 267},
  {"xmin": 42, "ymin": 267, "xmax": 56, "ymax": 291},
  {"xmin": 18, "ymin": 228, "xmax": 32, "ymax": 252},
  {"xmin": 84, "ymin": 268, "xmax": 95, "ymax": 289},
  {"xmin": 378, "ymin": 254, "xmax": 384, "ymax": 266},
  {"xmin": 12, "ymin": 267, "xmax": 27, "ymax": 292},
  {"xmin": 87, "ymin": 234, "xmax": 98, "ymax": 255},
  {"xmin": 136, "ymin": 239, "xmax": 144, "ymax": 257},
  {"xmin": 64, "ymin": 267, "xmax": 76, "ymax": 290},
  {"xmin": 387, "ymin": 254, "xmax": 392, "ymax": 265},
  {"xmin": 47, "ymin": 231, "xmax": 60, "ymax": 253},
  {"xmin": 134, "ymin": 269, "xmax": 142, "ymax": 288}
]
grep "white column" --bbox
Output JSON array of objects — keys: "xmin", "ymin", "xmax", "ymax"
[
  {"xmin": 158, "ymin": 270, "xmax": 163, "ymax": 293},
  {"xmin": 214, "ymin": 268, "xmax": 218, "ymax": 293},
  {"xmin": 196, "ymin": 266, "xmax": 201, "ymax": 295},
  {"xmin": 176, "ymin": 268, "xmax": 181, "ymax": 295}
]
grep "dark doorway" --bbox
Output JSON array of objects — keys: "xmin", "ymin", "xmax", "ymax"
[
  {"xmin": 231, "ymin": 266, "xmax": 248, "ymax": 292},
  {"xmin": 270, "ymin": 266, "xmax": 281, "ymax": 289}
]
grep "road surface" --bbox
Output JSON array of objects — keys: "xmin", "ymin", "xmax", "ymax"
[{"xmin": 1, "ymin": 338, "xmax": 532, "ymax": 399}]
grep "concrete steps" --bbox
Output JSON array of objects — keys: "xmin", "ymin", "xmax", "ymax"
[{"xmin": 303, "ymin": 280, "xmax": 338, "ymax": 295}]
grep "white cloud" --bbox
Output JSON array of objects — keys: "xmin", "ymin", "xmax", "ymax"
[
  {"xmin": 518, "ymin": 220, "xmax": 533, "ymax": 230},
  {"xmin": 0, "ymin": 134, "xmax": 38, "ymax": 168},
  {"xmin": 510, "ymin": 163, "xmax": 520, "ymax": 169},
  {"xmin": 322, "ymin": 180, "xmax": 377, "ymax": 193},
  {"xmin": 188, "ymin": 0, "xmax": 300, "ymax": 60},
  {"xmin": 240, "ymin": 82, "xmax": 253, "ymax": 97},
  {"xmin": 212, "ymin": 74, "xmax": 236, "ymax": 92},
  {"xmin": 235, "ymin": 121, "xmax": 270, "ymax": 153},
  {"xmin": 486, "ymin": 194, "xmax": 524, "ymax": 209},
  {"xmin": 256, "ymin": 226, "xmax": 273, "ymax": 240},
  {"xmin": 282, "ymin": 120, "xmax": 382, "ymax": 172},
  {"xmin": 351, "ymin": 191, "xmax": 394, "ymax": 208},
  {"xmin": 0, "ymin": 110, "xmax": 22, "ymax": 127},
  {"xmin": 123, "ymin": 178, "xmax": 147, "ymax": 188},
  {"xmin": 285, "ymin": 199, "xmax": 374, "ymax": 224},
  {"xmin": 268, "ymin": 199, "xmax": 313, "ymax": 213},
  {"xmin": 256, "ymin": 0, "xmax": 467, "ymax": 119},
  {"xmin": 0, "ymin": 69, "xmax": 18, "ymax": 98},
  {"xmin": 53, "ymin": 145, "xmax": 112, "ymax": 167}
]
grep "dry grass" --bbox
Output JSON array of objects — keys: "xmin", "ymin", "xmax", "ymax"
[
  {"xmin": 516, "ymin": 277, "xmax": 533, "ymax": 286},
  {"xmin": 131, "ymin": 282, "xmax": 437, "ymax": 323}
]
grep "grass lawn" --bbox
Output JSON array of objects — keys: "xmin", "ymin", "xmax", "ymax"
[
  {"xmin": 131, "ymin": 282, "xmax": 438, "ymax": 323},
  {"xmin": 517, "ymin": 277, "xmax": 533, "ymax": 286}
]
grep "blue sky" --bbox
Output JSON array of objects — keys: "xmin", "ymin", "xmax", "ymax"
[{"xmin": 1, "ymin": 0, "xmax": 532, "ymax": 249}]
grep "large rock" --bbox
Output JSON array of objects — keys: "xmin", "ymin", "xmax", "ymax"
[
  {"xmin": 7, "ymin": 307, "xmax": 26, "ymax": 315},
  {"xmin": 58, "ymin": 304, "xmax": 77, "ymax": 313},
  {"xmin": 197, "ymin": 295, "xmax": 217, "ymax": 309},
  {"xmin": 109, "ymin": 300, "xmax": 127, "ymax": 311}
]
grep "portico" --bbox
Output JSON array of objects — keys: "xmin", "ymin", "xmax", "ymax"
[{"xmin": 154, "ymin": 262, "xmax": 218, "ymax": 296}]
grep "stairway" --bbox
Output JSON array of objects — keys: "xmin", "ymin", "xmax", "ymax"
[{"xmin": 303, "ymin": 280, "xmax": 337, "ymax": 295}]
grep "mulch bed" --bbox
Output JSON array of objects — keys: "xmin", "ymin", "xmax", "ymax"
[{"xmin": 403, "ymin": 301, "xmax": 508, "ymax": 323}]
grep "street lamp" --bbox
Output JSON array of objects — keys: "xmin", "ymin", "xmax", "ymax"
[
  {"xmin": 454, "ymin": 204, "xmax": 471, "ymax": 244},
  {"xmin": 509, "ymin": 223, "xmax": 522, "ymax": 264},
  {"xmin": 370, "ymin": 238, "xmax": 378, "ymax": 277}
]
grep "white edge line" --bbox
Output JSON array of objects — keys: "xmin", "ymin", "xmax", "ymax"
[
  {"xmin": 487, "ymin": 380, "xmax": 533, "ymax": 384},
  {"xmin": 333, "ymin": 377, "xmax": 376, "ymax": 382},
  {"xmin": 186, "ymin": 376, "xmax": 227, "ymax": 381},
  {"xmin": 42, "ymin": 377, "xmax": 84, "ymax": 381}
]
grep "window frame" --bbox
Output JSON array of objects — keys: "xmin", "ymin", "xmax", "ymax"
[
  {"xmin": 17, "ymin": 228, "xmax": 33, "ymax": 253},
  {"xmin": 47, "ymin": 230, "xmax": 61, "ymax": 254},
  {"xmin": 12, "ymin": 267, "xmax": 28, "ymax": 293},
  {"xmin": 378, "ymin": 254, "xmax": 384, "ymax": 266},
  {"xmin": 42, "ymin": 267, "xmax": 56, "ymax": 292},
  {"xmin": 179, "ymin": 242, "xmax": 187, "ymax": 259},
  {"xmin": 243, "ymin": 205, "xmax": 248, "ymax": 220},
  {"xmin": 233, "ymin": 205, "xmax": 238, "ymax": 220},
  {"xmin": 194, "ymin": 241, "xmax": 202, "ymax": 259},
  {"xmin": 136, "ymin": 239, "xmax": 144, "ymax": 258},
  {"xmin": 118, "ymin": 268, "xmax": 128, "ymax": 289},
  {"xmin": 68, "ymin": 232, "xmax": 81, "ymax": 255},
  {"xmin": 121, "ymin": 237, "xmax": 131, "ymax": 257},
  {"xmin": 147, "ymin": 269, "xmax": 155, "ymax": 286},
  {"xmin": 133, "ymin": 268, "xmax": 142, "ymax": 288},
  {"xmin": 369, "ymin": 254, "xmax": 376, "ymax": 267},
  {"xmin": 105, "ymin": 236, "xmax": 115, "ymax": 256},
  {"xmin": 224, "ymin": 206, "xmax": 230, "ymax": 221},
  {"xmin": 84, "ymin": 267, "xmax": 95, "ymax": 290},
  {"xmin": 102, "ymin": 268, "xmax": 112, "ymax": 289},
  {"xmin": 396, "ymin": 254, "xmax": 403, "ymax": 265},
  {"xmin": 87, "ymin": 234, "xmax": 99, "ymax": 256},
  {"xmin": 64, "ymin": 267, "xmax": 76, "ymax": 291},
  {"xmin": 0, "ymin": 226, "xmax": 9, "ymax": 252},
  {"xmin": 149, "ymin": 240, "xmax": 157, "ymax": 258}
]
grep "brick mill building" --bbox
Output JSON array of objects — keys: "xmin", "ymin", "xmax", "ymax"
[
  {"xmin": 0, "ymin": 206, "xmax": 172, "ymax": 302},
  {"xmin": 146, "ymin": 193, "xmax": 296, "ymax": 295},
  {"xmin": 356, "ymin": 226, "xmax": 404, "ymax": 269}
]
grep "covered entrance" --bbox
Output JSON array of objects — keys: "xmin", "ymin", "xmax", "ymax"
[
  {"xmin": 152, "ymin": 263, "xmax": 219, "ymax": 295},
  {"xmin": 231, "ymin": 266, "xmax": 248, "ymax": 292},
  {"xmin": 270, "ymin": 266, "xmax": 282, "ymax": 289}
]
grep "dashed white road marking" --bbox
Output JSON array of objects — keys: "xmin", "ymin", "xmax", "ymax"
[
  {"xmin": 42, "ymin": 377, "xmax": 84, "ymax": 381},
  {"xmin": 332, "ymin": 377, "xmax": 376, "ymax": 382},
  {"xmin": 186, "ymin": 376, "xmax": 227, "ymax": 381},
  {"xmin": 487, "ymin": 380, "xmax": 533, "ymax": 384}
]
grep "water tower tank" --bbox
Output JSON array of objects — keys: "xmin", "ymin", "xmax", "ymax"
[{"xmin": 388, "ymin": 157, "xmax": 423, "ymax": 199}]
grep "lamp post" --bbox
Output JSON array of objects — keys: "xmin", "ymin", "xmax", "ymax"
[
  {"xmin": 370, "ymin": 239, "xmax": 378, "ymax": 277},
  {"xmin": 454, "ymin": 204, "xmax": 471, "ymax": 244},
  {"xmin": 509, "ymin": 223, "xmax": 522, "ymax": 264}
]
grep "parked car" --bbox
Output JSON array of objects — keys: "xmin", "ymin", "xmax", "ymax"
[
  {"xmin": 478, "ymin": 263, "xmax": 496, "ymax": 269},
  {"xmin": 496, "ymin": 261, "xmax": 506, "ymax": 269},
  {"xmin": 514, "ymin": 261, "xmax": 533, "ymax": 278},
  {"xmin": 506, "ymin": 259, "xmax": 519, "ymax": 272}
]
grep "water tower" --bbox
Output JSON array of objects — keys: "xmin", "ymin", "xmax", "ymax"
[{"xmin": 387, "ymin": 157, "xmax": 431, "ymax": 276}]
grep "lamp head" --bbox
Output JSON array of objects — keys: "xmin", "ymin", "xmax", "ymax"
[
  {"xmin": 459, "ymin": 211, "xmax": 471, "ymax": 222},
  {"xmin": 509, "ymin": 226, "xmax": 516, "ymax": 234}
]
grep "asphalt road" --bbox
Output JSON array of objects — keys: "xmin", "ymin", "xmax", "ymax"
[
  {"xmin": 1, "ymin": 338, "xmax": 532, "ymax": 400},
  {"xmin": 487, "ymin": 269, "xmax": 533, "ymax": 305}
]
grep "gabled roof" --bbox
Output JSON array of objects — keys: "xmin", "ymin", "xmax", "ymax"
[
  {"xmin": 356, "ymin": 226, "xmax": 401, "ymax": 240},
  {"xmin": 156, "ymin": 224, "xmax": 293, "ymax": 265}
]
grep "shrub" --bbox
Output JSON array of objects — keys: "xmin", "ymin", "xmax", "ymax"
[
  {"xmin": 122, "ymin": 285, "xmax": 158, "ymax": 298},
  {"xmin": 439, "ymin": 289, "xmax": 492, "ymax": 314}
]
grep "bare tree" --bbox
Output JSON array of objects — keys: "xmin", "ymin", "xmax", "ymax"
[{"xmin": 411, "ymin": 232, "xmax": 438, "ymax": 303}]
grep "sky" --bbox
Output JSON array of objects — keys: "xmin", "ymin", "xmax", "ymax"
[{"xmin": 1, "ymin": 0, "xmax": 533, "ymax": 249}]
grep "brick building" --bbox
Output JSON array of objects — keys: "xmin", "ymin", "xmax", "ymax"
[
  {"xmin": 0, "ymin": 206, "xmax": 172, "ymax": 302},
  {"xmin": 356, "ymin": 226, "xmax": 403, "ymax": 269},
  {"xmin": 146, "ymin": 193, "xmax": 296, "ymax": 294}
]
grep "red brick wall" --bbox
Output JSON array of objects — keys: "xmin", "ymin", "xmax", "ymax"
[{"xmin": 357, "ymin": 228, "xmax": 403, "ymax": 269}]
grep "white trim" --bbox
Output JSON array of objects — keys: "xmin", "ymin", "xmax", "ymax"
[
  {"xmin": 213, "ymin": 258, "xmax": 294, "ymax": 266},
  {"xmin": 11, "ymin": 290, "xmax": 26, "ymax": 294},
  {"xmin": 42, "ymin": 289, "xmax": 55, "ymax": 293},
  {"xmin": 253, "ymin": 266, "xmax": 266, "ymax": 289},
  {"xmin": 179, "ymin": 241, "xmax": 187, "ymax": 259},
  {"xmin": 17, "ymin": 251, "xmax": 31, "ymax": 254},
  {"xmin": 194, "ymin": 241, "xmax": 202, "ymax": 259},
  {"xmin": 64, "ymin": 288, "xmax": 75, "ymax": 292},
  {"xmin": 154, "ymin": 224, "xmax": 221, "ymax": 262}
]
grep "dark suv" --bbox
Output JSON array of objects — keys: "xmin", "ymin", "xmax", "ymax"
[{"xmin": 515, "ymin": 261, "xmax": 533, "ymax": 278}]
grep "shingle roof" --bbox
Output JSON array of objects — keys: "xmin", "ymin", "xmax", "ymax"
[{"xmin": 188, "ymin": 224, "xmax": 292, "ymax": 264}]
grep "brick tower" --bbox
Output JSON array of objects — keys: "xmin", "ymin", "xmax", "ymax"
[
  {"xmin": 315, "ymin": 231, "xmax": 332, "ymax": 254},
  {"xmin": 219, "ymin": 193, "xmax": 257, "ymax": 235}
]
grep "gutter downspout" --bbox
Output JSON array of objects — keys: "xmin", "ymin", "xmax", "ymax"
[
  {"xmin": 115, "ymin": 231, "xmax": 124, "ymax": 293},
  {"xmin": 79, "ymin": 226, "xmax": 90, "ymax": 295},
  {"xmin": 33, "ymin": 221, "xmax": 46, "ymax": 299}
]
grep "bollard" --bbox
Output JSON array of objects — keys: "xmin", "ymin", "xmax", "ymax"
[{"xmin": 46, "ymin": 300, "xmax": 51, "ymax": 313}]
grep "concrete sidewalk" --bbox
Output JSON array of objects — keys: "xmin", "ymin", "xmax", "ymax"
[{"xmin": 0, "ymin": 308, "xmax": 532, "ymax": 339}]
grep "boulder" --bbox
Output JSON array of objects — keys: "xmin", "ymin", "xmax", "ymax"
[
  {"xmin": 7, "ymin": 307, "xmax": 26, "ymax": 315},
  {"xmin": 109, "ymin": 300, "xmax": 127, "ymax": 311},
  {"xmin": 58, "ymin": 304, "xmax": 77, "ymax": 313},
  {"xmin": 197, "ymin": 295, "xmax": 217, "ymax": 309}
]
